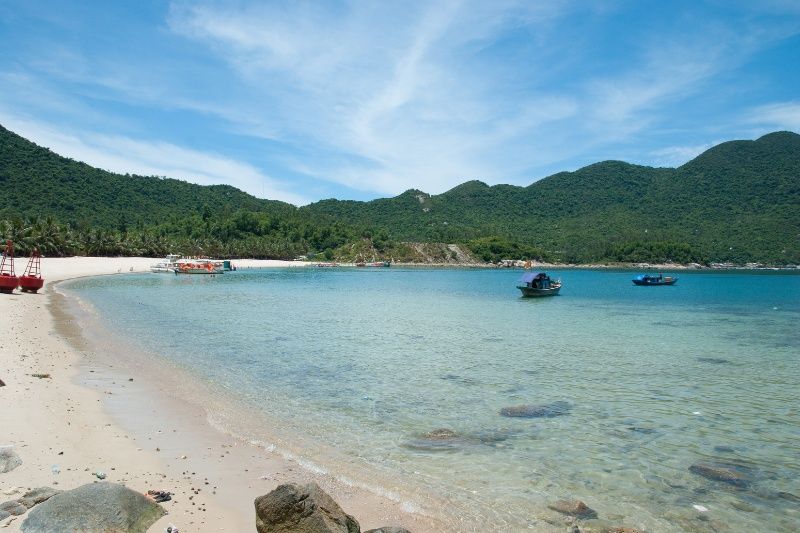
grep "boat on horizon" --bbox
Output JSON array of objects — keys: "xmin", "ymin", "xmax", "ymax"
[
  {"xmin": 632, "ymin": 273, "xmax": 678, "ymax": 286},
  {"xmin": 517, "ymin": 272, "xmax": 561, "ymax": 297}
]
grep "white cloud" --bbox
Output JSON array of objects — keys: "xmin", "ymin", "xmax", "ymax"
[
  {"xmin": 745, "ymin": 101, "xmax": 800, "ymax": 131},
  {"xmin": 164, "ymin": 0, "xmax": 582, "ymax": 194},
  {"xmin": 0, "ymin": 112, "xmax": 309, "ymax": 205},
  {"xmin": 648, "ymin": 142, "xmax": 716, "ymax": 167}
]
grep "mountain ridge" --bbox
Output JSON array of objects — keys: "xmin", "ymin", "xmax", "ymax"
[{"xmin": 2, "ymin": 124, "xmax": 798, "ymax": 264}]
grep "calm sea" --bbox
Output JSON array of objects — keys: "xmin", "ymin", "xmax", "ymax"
[{"xmin": 65, "ymin": 268, "xmax": 800, "ymax": 532}]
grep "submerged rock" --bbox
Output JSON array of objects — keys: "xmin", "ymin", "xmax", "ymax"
[
  {"xmin": 696, "ymin": 357, "xmax": 730, "ymax": 364},
  {"xmin": 255, "ymin": 482, "xmax": 359, "ymax": 533},
  {"xmin": 421, "ymin": 428, "xmax": 458, "ymax": 440},
  {"xmin": 403, "ymin": 428, "xmax": 464, "ymax": 451},
  {"xmin": 689, "ymin": 462, "xmax": 751, "ymax": 487},
  {"xmin": 713, "ymin": 445, "xmax": 736, "ymax": 453},
  {"xmin": 0, "ymin": 447, "xmax": 22, "ymax": 473},
  {"xmin": 547, "ymin": 499, "xmax": 598, "ymax": 518},
  {"xmin": 21, "ymin": 482, "xmax": 165, "ymax": 533},
  {"xmin": 579, "ymin": 519, "xmax": 644, "ymax": 533},
  {"xmin": 777, "ymin": 491, "xmax": 800, "ymax": 503},
  {"xmin": 500, "ymin": 401, "xmax": 571, "ymax": 418}
]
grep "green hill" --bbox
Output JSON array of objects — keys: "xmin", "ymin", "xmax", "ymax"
[
  {"xmin": 304, "ymin": 132, "xmax": 800, "ymax": 264},
  {"xmin": 1, "ymin": 122, "xmax": 798, "ymax": 264},
  {"xmin": 0, "ymin": 124, "xmax": 294, "ymax": 227}
]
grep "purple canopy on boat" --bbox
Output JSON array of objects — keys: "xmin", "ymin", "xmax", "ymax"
[{"xmin": 519, "ymin": 272, "xmax": 547, "ymax": 283}]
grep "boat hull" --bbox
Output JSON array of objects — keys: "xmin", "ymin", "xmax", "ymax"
[
  {"xmin": 517, "ymin": 285, "xmax": 561, "ymax": 297},
  {"xmin": 632, "ymin": 279, "xmax": 678, "ymax": 286}
]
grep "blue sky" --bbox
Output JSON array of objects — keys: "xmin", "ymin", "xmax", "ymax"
[{"xmin": 1, "ymin": 1, "xmax": 798, "ymax": 205}]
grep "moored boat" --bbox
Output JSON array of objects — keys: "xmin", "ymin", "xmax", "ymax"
[
  {"xmin": 632, "ymin": 273, "xmax": 677, "ymax": 286},
  {"xmin": 174, "ymin": 259, "xmax": 224, "ymax": 275},
  {"xmin": 517, "ymin": 272, "xmax": 561, "ymax": 297},
  {"xmin": 150, "ymin": 254, "xmax": 182, "ymax": 273}
]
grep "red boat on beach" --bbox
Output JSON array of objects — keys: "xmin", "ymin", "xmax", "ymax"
[
  {"xmin": 0, "ymin": 240, "xmax": 19, "ymax": 294},
  {"xmin": 19, "ymin": 248, "xmax": 44, "ymax": 293}
]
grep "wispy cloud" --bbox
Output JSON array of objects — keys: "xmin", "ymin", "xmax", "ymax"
[
  {"xmin": 0, "ymin": 112, "xmax": 308, "ymax": 205},
  {"xmin": 745, "ymin": 101, "xmax": 800, "ymax": 131},
  {"xmin": 648, "ymin": 142, "xmax": 717, "ymax": 167},
  {"xmin": 2, "ymin": 1, "xmax": 798, "ymax": 201}
]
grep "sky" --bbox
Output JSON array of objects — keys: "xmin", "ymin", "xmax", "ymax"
[{"xmin": 1, "ymin": 1, "xmax": 799, "ymax": 206}]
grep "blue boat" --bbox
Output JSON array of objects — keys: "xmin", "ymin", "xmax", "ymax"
[
  {"xmin": 632, "ymin": 273, "xmax": 678, "ymax": 286},
  {"xmin": 517, "ymin": 272, "xmax": 561, "ymax": 297}
]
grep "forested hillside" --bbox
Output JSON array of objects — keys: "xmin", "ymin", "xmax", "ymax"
[
  {"xmin": 2, "ymin": 123, "xmax": 798, "ymax": 264},
  {"xmin": 304, "ymin": 132, "xmax": 800, "ymax": 264}
]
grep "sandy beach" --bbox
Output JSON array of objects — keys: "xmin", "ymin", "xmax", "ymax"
[{"xmin": 0, "ymin": 257, "xmax": 448, "ymax": 532}]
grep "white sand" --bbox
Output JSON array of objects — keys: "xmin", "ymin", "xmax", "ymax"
[{"xmin": 0, "ymin": 257, "xmax": 448, "ymax": 532}]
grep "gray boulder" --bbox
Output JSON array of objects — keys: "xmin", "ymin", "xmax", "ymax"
[
  {"xmin": 21, "ymin": 482, "xmax": 165, "ymax": 533},
  {"xmin": 365, "ymin": 528, "xmax": 411, "ymax": 533},
  {"xmin": 0, "ymin": 510, "xmax": 9, "ymax": 521},
  {"xmin": 18, "ymin": 487, "xmax": 61, "ymax": 509},
  {"xmin": 0, "ymin": 500, "xmax": 27, "ymax": 516},
  {"xmin": 255, "ymin": 482, "xmax": 360, "ymax": 533},
  {"xmin": 0, "ymin": 447, "xmax": 22, "ymax": 473},
  {"xmin": 547, "ymin": 499, "xmax": 598, "ymax": 518}
]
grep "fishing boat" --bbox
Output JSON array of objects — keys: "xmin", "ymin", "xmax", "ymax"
[
  {"xmin": 173, "ymin": 259, "xmax": 224, "ymax": 275},
  {"xmin": 150, "ymin": 254, "xmax": 182, "ymax": 273},
  {"xmin": 0, "ymin": 240, "xmax": 18, "ymax": 294},
  {"xmin": 517, "ymin": 272, "xmax": 561, "ymax": 297},
  {"xmin": 632, "ymin": 273, "xmax": 678, "ymax": 286}
]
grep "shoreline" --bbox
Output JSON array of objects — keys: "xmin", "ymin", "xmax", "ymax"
[{"xmin": 0, "ymin": 258, "xmax": 452, "ymax": 532}]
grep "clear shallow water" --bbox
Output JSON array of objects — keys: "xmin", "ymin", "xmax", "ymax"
[{"xmin": 67, "ymin": 268, "xmax": 800, "ymax": 531}]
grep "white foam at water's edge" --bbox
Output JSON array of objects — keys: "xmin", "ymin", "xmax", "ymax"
[{"xmin": 205, "ymin": 410, "xmax": 433, "ymax": 518}]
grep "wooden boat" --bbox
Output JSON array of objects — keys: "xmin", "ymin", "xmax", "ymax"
[
  {"xmin": 632, "ymin": 274, "xmax": 677, "ymax": 286},
  {"xmin": 517, "ymin": 272, "xmax": 561, "ymax": 297},
  {"xmin": 0, "ymin": 240, "xmax": 19, "ymax": 294},
  {"xmin": 19, "ymin": 248, "xmax": 44, "ymax": 293},
  {"xmin": 174, "ymin": 259, "xmax": 223, "ymax": 275}
]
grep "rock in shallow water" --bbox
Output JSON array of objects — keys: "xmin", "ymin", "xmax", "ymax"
[
  {"xmin": 696, "ymin": 357, "xmax": 730, "ymax": 364},
  {"xmin": 500, "ymin": 401, "xmax": 571, "ymax": 418},
  {"xmin": 547, "ymin": 499, "xmax": 598, "ymax": 518},
  {"xmin": 255, "ymin": 482, "xmax": 359, "ymax": 533},
  {"xmin": 689, "ymin": 462, "xmax": 751, "ymax": 487},
  {"xmin": 0, "ymin": 447, "xmax": 22, "ymax": 474},
  {"xmin": 21, "ymin": 482, "xmax": 165, "ymax": 533}
]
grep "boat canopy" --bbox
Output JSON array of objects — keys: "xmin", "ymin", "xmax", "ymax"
[{"xmin": 519, "ymin": 272, "xmax": 547, "ymax": 283}]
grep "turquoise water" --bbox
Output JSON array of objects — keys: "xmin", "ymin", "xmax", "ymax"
[{"xmin": 67, "ymin": 269, "xmax": 800, "ymax": 531}]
